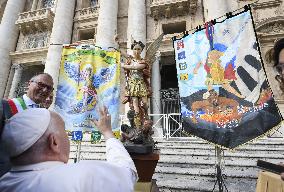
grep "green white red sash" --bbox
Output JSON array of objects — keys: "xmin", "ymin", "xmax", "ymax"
[{"xmin": 4, "ymin": 98, "xmax": 27, "ymax": 119}]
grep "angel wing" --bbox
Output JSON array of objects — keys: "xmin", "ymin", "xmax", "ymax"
[
  {"xmin": 144, "ymin": 33, "xmax": 164, "ymax": 67},
  {"xmin": 93, "ymin": 65, "xmax": 117, "ymax": 88},
  {"xmin": 64, "ymin": 62, "xmax": 84, "ymax": 82}
]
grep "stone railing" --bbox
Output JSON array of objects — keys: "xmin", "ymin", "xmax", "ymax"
[
  {"xmin": 150, "ymin": 0, "xmax": 198, "ymax": 19},
  {"xmin": 22, "ymin": 32, "xmax": 49, "ymax": 50},
  {"xmin": 74, "ymin": 6, "xmax": 99, "ymax": 21},
  {"xmin": 16, "ymin": 8, "xmax": 55, "ymax": 34}
]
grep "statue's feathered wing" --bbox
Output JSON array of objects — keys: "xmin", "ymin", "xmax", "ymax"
[{"xmin": 144, "ymin": 33, "xmax": 164, "ymax": 69}]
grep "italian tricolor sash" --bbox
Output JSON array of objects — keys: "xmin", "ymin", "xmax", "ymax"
[{"xmin": 3, "ymin": 98, "xmax": 27, "ymax": 120}]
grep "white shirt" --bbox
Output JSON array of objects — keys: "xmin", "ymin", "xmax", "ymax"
[
  {"xmin": 0, "ymin": 138, "xmax": 138, "ymax": 192},
  {"xmin": 22, "ymin": 94, "xmax": 38, "ymax": 108}
]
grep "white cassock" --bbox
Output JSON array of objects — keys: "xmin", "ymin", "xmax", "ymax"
[{"xmin": 0, "ymin": 138, "xmax": 138, "ymax": 192}]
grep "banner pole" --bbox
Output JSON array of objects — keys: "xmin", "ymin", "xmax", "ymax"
[
  {"xmin": 212, "ymin": 146, "xmax": 228, "ymax": 192},
  {"xmin": 216, "ymin": 146, "xmax": 223, "ymax": 192},
  {"xmin": 75, "ymin": 141, "xmax": 82, "ymax": 163}
]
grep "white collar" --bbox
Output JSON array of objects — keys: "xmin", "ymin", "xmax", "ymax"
[
  {"xmin": 23, "ymin": 94, "xmax": 37, "ymax": 107},
  {"xmin": 10, "ymin": 161, "xmax": 64, "ymax": 172}
]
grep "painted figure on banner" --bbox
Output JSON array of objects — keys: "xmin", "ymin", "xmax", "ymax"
[
  {"xmin": 65, "ymin": 63, "xmax": 98, "ymax": 114},
  {"xmin": 193, "ymin": 44, "xmax": 243, "ymax": 99},
  {"xmin": 191, "ymin": 89, "xmax": 241, "ymax": 126},
  {"xmin": 116, "ymin": 34, "xmax": 163, "ymax": 147},
  {"xmin": 80, "ymin": 65, "xmax": 97, "ymax": 112}
]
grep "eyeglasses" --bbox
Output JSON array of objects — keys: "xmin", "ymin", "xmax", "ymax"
[{"xmin": 31, "ymin": 81, "xmax": 53, "ymax": 92}]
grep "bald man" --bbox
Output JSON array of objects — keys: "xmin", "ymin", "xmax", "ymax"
[{"xmin": 0, "ymin": 108, "xmax": 137, "ymax": 192}]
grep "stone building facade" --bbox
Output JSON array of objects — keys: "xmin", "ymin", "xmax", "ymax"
[{"xmin": 0, "ymin": 0, "xmax": 283, "ymax": 125}]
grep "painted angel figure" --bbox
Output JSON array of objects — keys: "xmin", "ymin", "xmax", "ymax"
[
  {"xmin": 80, "ymin": 66, "xmax": 97, "ymax": 111},
  {"xmin": 64, "ymin": 60, "xmax": 116, "ymax": 114},
  {"xmin": 63, "ymin": 61, "xmax": 97, "ymax": 113},
  {"xmin": 116, "ymin": 34, "xmax": 164, "ymax": 128}
]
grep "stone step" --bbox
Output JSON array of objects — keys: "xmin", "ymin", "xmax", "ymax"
[
  {"xmin": 155, "ymin": 138, "xmax": 284, "ymax": 146},
  {"xmin": 69, "ymin": 153, "xmax": 105, "ymax": 160},
  {"xmin": 71, "ymin": 139, "xmax": 284, "ymax": 147},
  {"xmin": 69, "ymin": 146, "xmax": 106, "ymax": 152},
  {"xmin": 69, "ymin": 153, "xmax": 281, "ymax": 173},
  {"xmin": 70, "ymin": 136, "xmax": 284, "ymax": 145},
  {"xmin": 153, "ymin": 175, "xmax": 256, "ymax": 192},
  {"xmin": 155, "ymin": 137, "xmax": 284, "ymax": 143},
  {"xmin": 73, "ymin": 134, "xmax": 283, "ymax": 141},
  {"xmin": 154, "ymin": 166, "xmax": 259, "ymax": 178},
  {"xmin": 69, "ymin": 149, "xmax": 283, "ymax": 162},
  {"xmin": 157, "ymin": 148, "xmax": 283, "ymax": 157},
  {"xmin": 158, "ymin": 155, "xmax": 281, "ymax": 166},
  {"xmin": 156, "ymin": 142, "xmax": 284, "ymax": 148}
]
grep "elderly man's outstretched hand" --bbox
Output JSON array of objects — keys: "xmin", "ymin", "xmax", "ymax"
[{"xmin": 93, "ymin": 106, "xmax": 114, "ymax": 140}]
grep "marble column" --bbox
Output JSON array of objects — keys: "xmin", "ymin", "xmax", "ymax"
[
  {"xmin": 80, "ymin": 0, "xmax": 87, "ymax": 9},
  {"xmin": 31, "ymin": 0, "xmax": 39, "ymax": 11},
  {"xmin": 151, "ymin": 53, "xmax": 163, "ymax": 137},
  {"xmin": 3, "ymin": 65, "xmax": 15, "ymax": 99},
  {"xmin": 9, "ymin": 64, "xmax": 24, "ymax": 98},
  {"xmin": 44, "ymin": 0, "xmax": 76, "ymax": 93},
  {"xmin": 203, "ymin": 0, "xmax": 238, "ymax": 21},
  {"xmin": 95, "ymin": 0, "xmax": 118, "ymax": 48},
  {"xmin": 0, "ymin": 0, "xmax": 26, "ymax": 99},
  {"xmin": 127, "ymin": 0, "xmax": 146, "ymax": 56}
]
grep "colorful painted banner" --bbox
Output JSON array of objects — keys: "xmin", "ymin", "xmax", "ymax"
[
  {"xmin": 174, "ymin": 10, "xmax": 282, "ymax": 149},
  {"xmin": 54, "ymin": 45, "xmax": 121, "ymax": 141}
]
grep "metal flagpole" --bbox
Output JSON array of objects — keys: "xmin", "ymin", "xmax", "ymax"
[
  {"xmin": 212, "ymin": 146, "xmax": 228, "ymax": 192},
  {"xmin": 74, "ymin": 141, "xmax": 82, "ymax": 163}
]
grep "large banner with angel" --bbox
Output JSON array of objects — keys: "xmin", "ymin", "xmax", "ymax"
[
  {"xmin": 54, "ymin": 45, "xmax": 120, "ymax": 141},
  {"xmin": 174, "ymin": 10, "xmax": 282, "ymax": 149}
]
